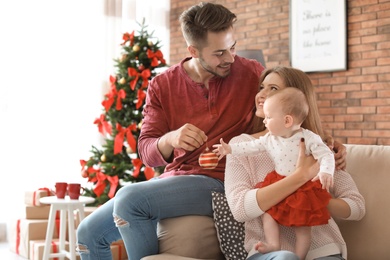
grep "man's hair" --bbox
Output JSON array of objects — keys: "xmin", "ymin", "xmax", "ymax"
[
  {"xmin": 179, "ymin": 2, "xmax": 237, "ymax": 48},
  {"xmin": 268, "ymin": 87, "xmax": 309, "ymax": 125}
]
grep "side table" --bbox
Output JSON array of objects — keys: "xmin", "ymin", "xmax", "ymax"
[{"xmin": 40, "ymin": 196, "xmax": 95, "ymax": 260}]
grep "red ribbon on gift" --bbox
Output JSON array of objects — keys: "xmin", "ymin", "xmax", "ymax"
[
  {"xmin": 32, "ymin": 187, "xmax": 52, "ymax": 206},
  {"xmin": 114, "ymin": 123, "xmax": 137, "ymax": 155},
  {"xmin": 51, "ymin": 240, "xmax": 58, "ymax": 260},
  {"xmin": 15, "ymin": 219, "xmax": 21, "ymax": 255},
  {"xmin": 55, "ymin": 217, "xmax": 60, "ymax": 236}
]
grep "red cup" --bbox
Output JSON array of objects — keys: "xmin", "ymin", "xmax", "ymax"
[
  {"xmin": 55, "ymin": 182, "xmax": 68, "ymax": 199},
  {"xmin": 68, "ymin": 183, "xmax": 84, "ymax": 200}
]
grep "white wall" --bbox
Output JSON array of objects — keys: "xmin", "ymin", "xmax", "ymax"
[{"xmin": 0, "ymin": 0, "xmax": 170, "ymax": 233}]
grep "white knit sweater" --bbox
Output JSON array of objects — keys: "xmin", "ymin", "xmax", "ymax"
[{"xmin": 224, "ymin": 134, "xmax": 366, "ymax": 260}]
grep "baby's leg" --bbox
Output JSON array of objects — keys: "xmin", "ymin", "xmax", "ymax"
[
  {"xmin": 294, "ymin": 226, "xmax": 311, "ymax": 260},
  {"xmin": 254, "ymin": 213, "xmax": 281, "ymax": 253}
]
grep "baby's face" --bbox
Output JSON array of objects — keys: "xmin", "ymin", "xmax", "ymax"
[{"xmin": 262, "ymin": 97, "xmax": 286, "ymax": 136}]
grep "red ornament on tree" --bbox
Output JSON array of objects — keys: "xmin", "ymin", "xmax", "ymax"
[{"xmin": 199, "ymin": 147, "xmax": 218, "ymax": 169}]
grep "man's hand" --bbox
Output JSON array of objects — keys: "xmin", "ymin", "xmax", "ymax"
[
  {"xmin": 157, "ymin": 123, "xmax": 207, "ymax": 161},
  {"xmin": 323, "ymin": 135, "xmax": 347, "ymax": 170},
  {"xmin": 333, "ymin": 140, "xmax": 347, "ymax": 170},
  {"xmin": 167, "ymin": 123, "xmax": 207, "ymax": 151}
]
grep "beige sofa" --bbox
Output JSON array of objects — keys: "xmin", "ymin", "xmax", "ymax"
[{"xmin": 142, "ymin": 144, "xmax": 390, "ymax": 260}]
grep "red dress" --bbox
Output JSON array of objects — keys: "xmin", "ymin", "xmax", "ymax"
[{"xmin": 255, "ymin": 170, "xmax": 331, "ymax": 227}]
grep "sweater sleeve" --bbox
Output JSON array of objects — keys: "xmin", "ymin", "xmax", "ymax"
[
  {"xmin": 304, "ymin": 129, "xmax": 336, "ymax": 176},
  {"xmin": 225, "ymin": 134, "xmax": 274, "ymax": 222},
  {"xmin": 138, "ymin": 77, "xmax": 170, "ymax": 167},
  {"xmin": 230, "ymin": 138, "xmax": 266, "ymax": 157},
  {"xmin": 330, "ymin": 168, "xmax": 366, "ymax": 221}
]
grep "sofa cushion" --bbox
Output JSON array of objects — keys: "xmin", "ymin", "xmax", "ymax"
[
  {"xmin": 149, "ymin": 215, "xmax": 224, "ymax": 260},
  {"xmin": 142, "ymin": 253, "xmax": 212, "ymax": 260},
  {"xmin": 211, "ymin": 191, "xmax": 247, "ymax": 260},
  {"xmin": 335, "ymin": 144, "xmax": 390, "ymax": 260}
]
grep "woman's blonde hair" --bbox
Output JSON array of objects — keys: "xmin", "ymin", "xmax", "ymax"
[{"xmin": 252, "ymin": 66, "xmax": 324, "ymax": 138}]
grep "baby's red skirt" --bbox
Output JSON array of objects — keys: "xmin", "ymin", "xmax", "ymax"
[{"xmin": 255, "ymin": 170, "xmax": 331, "ymax": 227}]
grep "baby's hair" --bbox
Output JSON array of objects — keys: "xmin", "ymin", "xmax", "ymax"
[{"xmin": 267, "ymin": 87, "xmax": 309, "ymax": 125}]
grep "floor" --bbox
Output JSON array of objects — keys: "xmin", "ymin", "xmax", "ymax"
[{"xmin": 0, "ymin": 242, "xmax": 26, "ymax": 260}]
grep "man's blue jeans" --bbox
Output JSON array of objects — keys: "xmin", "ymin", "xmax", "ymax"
[{"xmin": 76, "ymin": 175, "xmax": 224, "ymax": 260}]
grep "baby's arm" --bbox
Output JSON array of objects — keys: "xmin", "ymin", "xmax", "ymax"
[
  {"xmin": 306, "ymin": 130, "xmax": 335, "ymax": 191},
  {"xmin": 313, "ymin": 172, "xmax": 333, "ymax": 191},
  {"xmin": 212, "ymin": 138, "xmax": 232, "ymax": 160}
]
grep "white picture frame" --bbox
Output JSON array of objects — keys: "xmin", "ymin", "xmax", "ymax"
[{"xmin": 290, "ymin": 0, "xmax": 347, "ymax": 72}]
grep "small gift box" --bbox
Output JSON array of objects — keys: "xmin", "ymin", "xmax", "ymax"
[
  {"xmin": 8, "ymin": 218, "xmax": 59, "ymax": 258},
  {"xmin": 24, "ymin": 205, "xmax": 51, "ymax": 219},
  {"xmin": 29, "ymin": 239, "xmax": 122, "ymax": 260},
  {"xmin": 29, "ymin": 238, "xmax": 69, "ymax": 260},
  {"xmin": 112, "ymin": 239, "xmax": 128, "ymax": 260},
  {"xmin": 24, "ymin": 188, "xmax": 53, "ymax": 207},
  {"xmin": 110, "ymin": 243, "xmax": 121, "ymax": 260}
]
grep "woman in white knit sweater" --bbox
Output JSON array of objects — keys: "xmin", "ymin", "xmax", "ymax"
[{"xmin": 224, "ymin": 66, "xmax": 366, "ymax": 260}]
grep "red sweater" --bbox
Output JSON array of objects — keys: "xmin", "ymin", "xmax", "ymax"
[{"xmin": 138, "ymin": 56, "xmax": 264, "ymax": 181}]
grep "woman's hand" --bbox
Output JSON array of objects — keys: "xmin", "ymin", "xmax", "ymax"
[
  {"xmin": 296, "ymin": 138, "xmax": 320, "ymax": 181},
  {"xmin": 255, "ymin": 138, "xmax": 319, "ymax": 211}
]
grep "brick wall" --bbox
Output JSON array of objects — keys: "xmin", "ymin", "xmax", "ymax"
[{"xmin": 169, "ymin": 0, "xmax": 390, "ymax": 145}]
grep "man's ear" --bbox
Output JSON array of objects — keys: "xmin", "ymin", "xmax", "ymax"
[
  {"xmin": 284, "ymin": 115, "xmax": 294, "ymax": 128},
  {"xmin": 188, "ymin": 45, "xmax": 199, "ymax": 58}
]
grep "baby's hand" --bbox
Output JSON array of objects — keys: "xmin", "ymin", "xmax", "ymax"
[
  {"xmin": 212, "ymin": 138, "xmax": 232, "ymax": 160},
  {"xmin": 312, "ymin": 172, "xmax": 333, "ymax": 191}
]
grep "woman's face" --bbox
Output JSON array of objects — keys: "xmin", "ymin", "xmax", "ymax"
[{"xmin": 255, "ymin": 72, "xmax": 287, "ymax": 118}]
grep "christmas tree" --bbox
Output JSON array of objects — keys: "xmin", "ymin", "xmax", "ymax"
[{"xmin": 80, "ymin": 20, "xmax": 167, "ymax": 206}]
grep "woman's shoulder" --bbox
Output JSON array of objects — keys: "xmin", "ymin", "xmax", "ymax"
[{"xmin": 229, "ymin": 133, "xmax": 255, "ymax": 144}]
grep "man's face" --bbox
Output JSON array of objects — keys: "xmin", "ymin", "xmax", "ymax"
[{"xmin": 196, "ymin": 27, "xmax": 237, "ymax": 78}]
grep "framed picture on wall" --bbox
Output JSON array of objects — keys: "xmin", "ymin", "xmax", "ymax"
[{"xmin": 290, "ymin": 0, "xmax": 347, "ymax": 72}]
